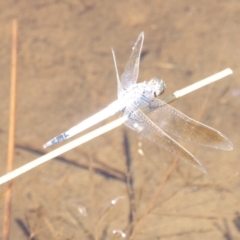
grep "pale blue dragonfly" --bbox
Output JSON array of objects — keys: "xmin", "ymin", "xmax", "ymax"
[{"xmin": 44, "ymin": 32, "xmax": 233, "ymax": 172}]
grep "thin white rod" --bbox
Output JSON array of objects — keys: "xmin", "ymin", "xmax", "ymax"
[
  {"xmin": 0, "ymin": 68, "xmax": 233, "ymax": 185},
  {"xmin": 0, "ymin": 116, "xmax": 127, "ymax": 185},
  {"xmin": 174, "ymin": 68, "xmax": 232, "ymax": 98}
]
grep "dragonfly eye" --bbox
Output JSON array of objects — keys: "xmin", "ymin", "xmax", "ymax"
[{"xmin": 149, "ymin": 78, "xmax": 165, "ymax": 96}]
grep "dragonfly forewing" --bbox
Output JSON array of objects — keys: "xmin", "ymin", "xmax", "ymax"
[
  {"xmin": 140, "ymin": 98, "xmax": 233, "ymax": 151},
  {"xmin": 120, "ymin": 32, "xmax": 144, "ymax": 90}
]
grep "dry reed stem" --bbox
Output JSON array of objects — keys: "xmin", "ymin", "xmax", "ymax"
[
  {"xmin": 2, "ymin": 20, "xmax": 18, "ymax": 240},
  {"xmin": 129, "ymin": 157, "xmax": 178, "ymax": 240}
]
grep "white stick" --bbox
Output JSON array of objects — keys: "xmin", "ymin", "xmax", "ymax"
[
  {"xmin": 174, "ymin": 68, "xmax": 233, "ymax": 98},
  {"xmin": 0, "ymin": 116, "xmax": 128, "ymax": 185},
  {"xmin": 0, "ymin": 69, "xmax": 233, "ymax": 185}
]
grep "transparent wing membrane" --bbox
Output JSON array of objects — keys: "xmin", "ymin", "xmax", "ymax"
[
  {"xmin": 120, "ymin": 32, "xmax": 144, "ymax": 90},
  {"xmin": 140, "ymin": 98, "xmax": 233, "ymax": 150},
  {"xmin": 124, "ymin": 107, "xmax": 206, "ymax": 173}
]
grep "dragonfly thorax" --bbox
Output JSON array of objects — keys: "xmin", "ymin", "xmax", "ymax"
[{"xmin": 119, "ymin": 78, "xmax": 165, "ymax": 111}]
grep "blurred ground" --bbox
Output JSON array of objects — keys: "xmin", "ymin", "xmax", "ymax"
[{"xmin": 0, "ymin": 0, "xmax": 240, "ymax": 239}]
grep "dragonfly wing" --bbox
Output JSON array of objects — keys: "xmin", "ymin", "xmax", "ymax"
[
  {"xmin": 124, "ymin": 108, "xmax": 206, "ymax": 173},
  {"xmin": 120, "ymin": 32, "xmax": 144, "ymax": 90},
  {"xmin": 142, "ymin": 98, "xmax": 233, "ymax": 150},
  {"xmin": 111, "ymin": 48, "xmax": 125, "ymax": 97}
]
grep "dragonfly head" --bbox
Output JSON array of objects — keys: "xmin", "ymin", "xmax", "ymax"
[{"xmin": 148, "ymin": 78, "xmax": 165, "ymax": 97}]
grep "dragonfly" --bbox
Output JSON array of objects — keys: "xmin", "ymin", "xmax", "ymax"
[{"xmin": 43, "ymin": 32, "xmax": 233, "ymax": 173}]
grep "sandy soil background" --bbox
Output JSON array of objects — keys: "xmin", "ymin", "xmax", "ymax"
[{"xmin": 0, "ymin": 0, "xmax": 240, "ymax": 239}]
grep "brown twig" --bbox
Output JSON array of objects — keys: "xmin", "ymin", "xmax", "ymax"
[
  {"xmin": 123, "ymin": 131, "xmax": 136, "ymax": 235},
  {"xmin": 2, "ymin": 19, "xmax": 18, "ymax": 240},
  {"xmin": 129, "ymin": 157, "xmax": 178, "ymax": 240}
]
